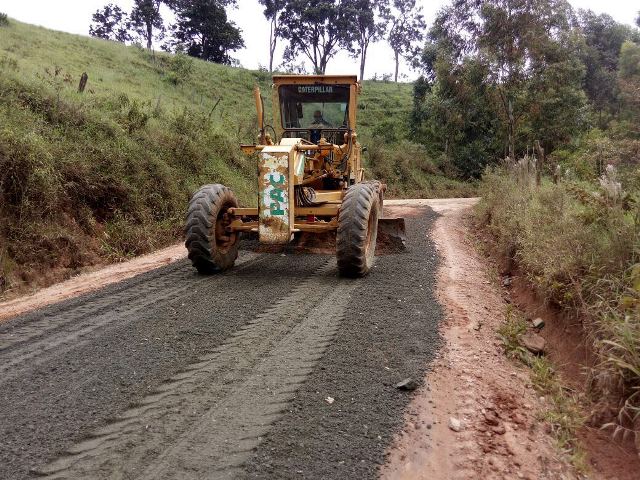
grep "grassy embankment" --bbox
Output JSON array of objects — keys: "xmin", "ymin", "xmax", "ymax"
[
  {"xmin": 476, "ymin": 133, "xmax": 640, "ymax": 447},
  {"xmin": 0, "ymin": 18, "xmax": 472, "ymax": 294}
]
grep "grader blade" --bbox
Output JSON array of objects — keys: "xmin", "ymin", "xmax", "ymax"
[
  {"xmin": 376, "ymin": 217, "xmax": 407, "ymax": 252},
  {"xmin": 240, "ymin": 218, "xmax": 407, "ymax": 255}
]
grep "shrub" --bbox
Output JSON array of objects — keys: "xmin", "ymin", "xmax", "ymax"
[
  {"xmin": 121, "ymin": 100, "xmax": 150, "ymax": 133},
  {"xmin": 0, "ymin": 54, "xmax": 18, "ymax": 71},
  {"xmin": 0, "ymin": 13, "xmax": 8, "ymax": 27},
  {"xmin": 371, "ymin": 119, "xmax": 402, "ymax": 144},
  {"xmin": 365, "ymin": 140, "xmax": 475, "ymax": 198},
  {"xmin": 167, "ymin": 52, "xmax": 194, "ymax": 85}
]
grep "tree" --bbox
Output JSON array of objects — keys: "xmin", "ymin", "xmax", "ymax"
[
  {"xmin": 89, "ymin": 4, "xmax": 131, "ymax": 43},
  {"xmin": 427, "ymin": 0, "xmax": 581, "ymax": 159},
  {"xmin": 258, "ymin": 0, "xmax": 286, "ymax": 72},
  {"xmin": 411, "ymin": 0, "xmax": 588, "ymax": 176},
  {"xmin": 278, "ymin": 0, "xmax": 352, "ymax": 74},
  {"xmin": 167, "ymin": 0, "xmax": 244, "ymax": 64},
  {"xmin": 412, "ymin": 58, "xmax": 502, "ymax": 178},
  {"xmin": 618, "ymin": 40, "xmax": 640, "ymax": 136},
  {"xmin": 386, "ymin": 0, "xmax": 425, "ymax": 83},
  {"xmin": 523, "ymin": 35, "xmax": 589, "ymax": 152},
  {"xmin": 577, "ymin": 10, "xmax": 634, "ymax": 126},
  {"xmin": 344, "ymin": 0, "xmax": 389, "ymax": 81},
  {"xmin": 477, "ymin": 0, "xmax": 573, "ymax": 159},
  {"xmin": 130, "ymin": 0, "xmax": 165, "ymax": 50}
]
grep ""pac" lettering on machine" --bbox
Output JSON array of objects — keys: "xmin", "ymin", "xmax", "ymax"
[{"xmin": 266, "ymin": 172, "xmax": 286, "ymax": 215}]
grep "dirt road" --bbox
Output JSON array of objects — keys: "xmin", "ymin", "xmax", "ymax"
[
  {"xmin": 0, "ymin": 202, "xmax": 448, "ymax": 479},
  {"xmin": 3, "ymin": 198, "xmax": 603, "ymax": 479}
]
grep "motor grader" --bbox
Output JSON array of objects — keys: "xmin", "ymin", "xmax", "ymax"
[{"xmin": 185, "ymin": 74, "xmax": 404, "ymax": 277}]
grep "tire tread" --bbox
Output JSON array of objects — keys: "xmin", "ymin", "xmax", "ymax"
[{"xmin": 184, "ymin": 184, "xmax": 238, "ymax": 274}]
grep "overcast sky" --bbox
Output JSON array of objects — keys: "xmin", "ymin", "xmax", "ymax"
[{"xmin": 0, "ymin": 0, "xmax": 638, "ymax": 80}]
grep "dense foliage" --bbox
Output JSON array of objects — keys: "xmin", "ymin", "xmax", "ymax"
[
  {"xmin": 411, "ymin": 0, "xmax": 639, "ymax": 179},
  {"xmin": 167, "ymin": 0, "xmax": 244, "ymax": 63},
  {"xmin": 90, "ymin": 0, "xmax": 244, "ymax": 65},
  {"xmin": 89, "ymin": 4, "xmax": 131, "ymax": 42}
]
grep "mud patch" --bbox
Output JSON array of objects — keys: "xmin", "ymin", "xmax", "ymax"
[{"xmin": 382, "ymin": 204, "xmax": 425, "ymax": 217}]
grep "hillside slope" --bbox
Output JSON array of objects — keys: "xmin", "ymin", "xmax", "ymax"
[{"xmin": 0, "ymin": 18, "xmax": 471, "ymax": 294}]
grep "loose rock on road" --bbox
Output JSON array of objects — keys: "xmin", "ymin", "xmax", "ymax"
[{"xmin": 0, "ymin": 205, "xmax": 442, "ymax": 479}]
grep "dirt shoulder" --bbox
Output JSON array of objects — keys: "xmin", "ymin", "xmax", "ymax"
[
  {"xmin": 382, "ymin": 198, "xmax": 575, "ymax": 480},
  {"xmin": 0, "ymin": 244, "xmax": 186, "ymax": 322}
]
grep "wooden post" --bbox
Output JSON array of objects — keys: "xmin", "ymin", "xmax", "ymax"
[
  {"xmin": 78, "ymin": 72, "xmax": 88, "ymax": 93},
  {"xmin": 534, "ymin": 140, "xmax": 545, "ymax": 187},
  {"xmin": 508, "ymin": 99, "xmax": 515, "ymax": 160}
]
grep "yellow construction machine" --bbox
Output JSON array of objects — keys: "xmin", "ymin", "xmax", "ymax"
[{"xmin": 185, "ymin": 74, "xmax": 405, "ymax": 277}]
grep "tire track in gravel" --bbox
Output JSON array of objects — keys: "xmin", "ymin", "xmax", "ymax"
[
  {"xmin": 243, "ymin": 205, "xmax": 443, "ymax": 479},
  {"xmin": 0, "ymin": 252, "xmax": 261, "ymax": 383},
  {"xmin": 0, "ymin": 252, "xmax": 328, "ymax": 480},
  {"xmin": 35, "ymin": 259, "xmax": 357, "ymax": 480}
]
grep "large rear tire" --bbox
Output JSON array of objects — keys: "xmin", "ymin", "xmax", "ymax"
[
  {"xmin": 336, "ymin": 183, "xmax": 380, "ymax": 278},
  {"xmin": 185, "ymin": 184, "xmax": 239, "ymax": 274}
]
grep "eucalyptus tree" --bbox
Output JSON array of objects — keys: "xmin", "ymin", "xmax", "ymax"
[
  {"xmin": 386, "ymin": 0, "xmax": 425, "ymax": 82},
  {"xmin": 258, "ymin": 0, "xmax": 286, "ymax": 72},
  {"xmin": 89, "ymin": 4, "xmax": 131, "ymax": 42},
  {"xmin": 343, "ymin": 0, "xmax": 389, "ymax": 81},
  {"xmin": 130, "ymin": 0, "xmax": 165, "ymax": 50},
  {"xmin": 278, "ymin": 0, "xmax": 352, "ymax": 74}
]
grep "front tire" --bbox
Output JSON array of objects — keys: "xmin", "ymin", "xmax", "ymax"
[
  {"xmin": 336, "ymin": 183, "xmax": 380, "ymax": 278},
  {"xmin": 185, "ymin": 184, "xmax": 239, "ymax": 274},
  {"xmin": 362, "ymin": 180, "xmax": 384, "ymax": 211}
]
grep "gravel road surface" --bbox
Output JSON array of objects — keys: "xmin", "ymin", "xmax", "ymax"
[{"xmin": 0, "ymin": 205, "xmax": 442, "ymax": 479}]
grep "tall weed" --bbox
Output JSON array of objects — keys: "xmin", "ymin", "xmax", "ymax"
[{"xmin": 477, "ymin": 161, "xmax": 640, "ymax": 436}]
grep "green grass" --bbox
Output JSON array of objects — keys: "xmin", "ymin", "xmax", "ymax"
[
  {"xmin": 0, "ymin": 19, "xmax": 417, "ymax": 149},
  {"xmin": 497, "ymin": 305, "xmax": 530, "ymax": 362},
  {"xmin": 531, "ymin": 356, "xmax": 587, "ymax": 473},
  {"xmin": 0, "ymin": 18, "xmax": 472, "ymax": 294}
]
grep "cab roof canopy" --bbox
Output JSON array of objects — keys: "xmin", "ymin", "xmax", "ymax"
[{"xmin": 272, "ymin": 75, "xmax": 359, "ymax": 86}]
